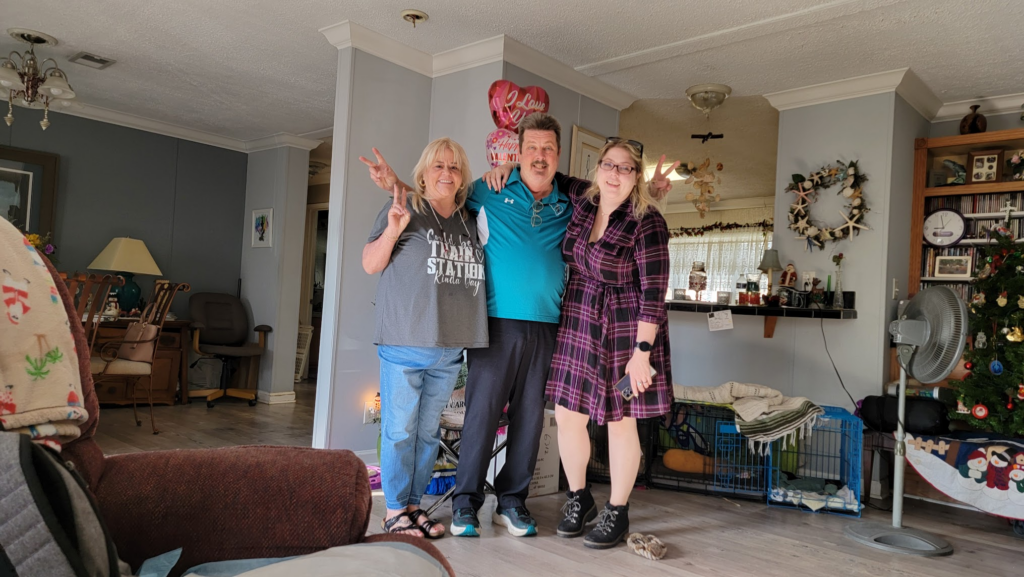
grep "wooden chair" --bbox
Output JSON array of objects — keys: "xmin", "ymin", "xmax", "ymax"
[
  {"xmin": 92, "ymin": 281, "xmax": 190, "ymax": 434},
  {"xmin": 60, "ymin": 272, "xmax": 124, "ymax": 353}
]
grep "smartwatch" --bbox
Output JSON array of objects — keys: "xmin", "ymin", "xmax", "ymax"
[{"xmin": 635, "ymin": 340, "xmax": 652, "ymax": 353}]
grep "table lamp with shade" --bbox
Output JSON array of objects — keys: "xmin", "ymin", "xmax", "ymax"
[
  {"xmin": 88, "ymin": 237, "xmax": 162, "ymax": 313},
  {"xmin": 757, "ymin": 248, "xmax": 783, "ymax": 298}
]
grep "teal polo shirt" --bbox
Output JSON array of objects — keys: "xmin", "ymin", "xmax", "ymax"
[{"xmin": 466, "ymin": 168, "xmax": 573, "ymax": 323}]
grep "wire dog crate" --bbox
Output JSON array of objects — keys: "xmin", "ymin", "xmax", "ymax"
[
  {"xmin": 647, "ymin": 402, "xmax": 769, "ymax": 499},
  {"xmin": 585, "ymin": 418, "xmax": 658, "ymax": 486},
  {"xmin": 767, "ymin": 405, "xmax": 863, "ymax": 516}
]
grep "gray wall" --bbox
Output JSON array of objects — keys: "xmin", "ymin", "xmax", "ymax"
[
  {"xmin": 318, "ymin": 48, "xmax": 433, "ymax": 454},
  {"xmin": 930, "ymin": 112, "xmax": 1023, "ymax": 138},
  {"xmin": 429, "ymin": 62, "xmax": 505, "ymax": 180},
  {"xmin": 503, "ymin": 64, "xmax": 620, "ymax": 171},
  {"xmin": 1, "ymin": 108, "xmax": 247, "ymax": 316}
]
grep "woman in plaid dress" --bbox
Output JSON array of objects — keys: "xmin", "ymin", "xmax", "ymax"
[{"xmin": 548, "ymin": 139, "xmax": 672, "ymax": 549}]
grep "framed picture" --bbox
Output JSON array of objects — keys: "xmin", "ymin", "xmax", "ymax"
[
  {"xmin": 569, "ymin": 125, "xmax": 605, "ymax": 178},
  {"xmin": 716, "ymin": 291, "xmax": 732, "ymax": 304},
  {"xmin": 967, "ymin": 149, "xmax": 1003, "ymax": 184},
  {"xmin": 0, "ymin": 145, "xmax": 59, "ymax": 240},
  {"xmin": 934, "ymin": 255, "xmax": 972, "ymax": 279},
  {"xmin": 252, "ymin": 208, "xmax": 273, "ymax": 247}
]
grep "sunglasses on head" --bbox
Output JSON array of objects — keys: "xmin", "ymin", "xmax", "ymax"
[{"xmin": 605, "ymin": 137, "xmax": 644, "ymax": 156}]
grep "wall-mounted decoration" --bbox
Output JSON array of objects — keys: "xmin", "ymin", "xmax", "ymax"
[
  {"xmin": 786, "ymin": 160, "xmax": 869, "ymax": 252},
  {"xmin": 252, "ymin": 208, "xmax": 273, "ymax": 248},
  {"xmin": 684, "ymin": 158, "xmax": 722, "ymax": 218},
  {"xmin": 0, "ymin": 145, "xmax": 59, "ymax": 241},
  {"xmin": 568, "ymin": 125, "xmax": 605, "ymax": 178},
  {"xmin": 485, "ymin": 80, "xmax": 549, "ymax": 168}
]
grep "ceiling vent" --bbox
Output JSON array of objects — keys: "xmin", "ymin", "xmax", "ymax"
[{"xmin": 69, "ymin": 51, "xmax": 115, "ymax": 70}]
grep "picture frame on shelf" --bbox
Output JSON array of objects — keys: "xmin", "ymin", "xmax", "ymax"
[
  {"xmin": 966, "ymin": 149, "xmax": 1003, "ymax": 184},
  {"xmin": 671, "ymin": 288, "xmax": 690, "ymax": 301},
  {"xmin": 569, "ymin": 125, "xmax": 605, "ymax": 179},
  {"xmin": 252, "ymin": 208, "xmax": 273, "ymax": 248},
  {"xmin": 934, "ymin": 255, "xmax": 972, "ymax": 279},
  {"xmin": 716, "ymin": 291, "xmax": 732, "ymax": 305},
  {"xmin": 0, "ymin": 145, "xmax": 59, "ymax": 241}
]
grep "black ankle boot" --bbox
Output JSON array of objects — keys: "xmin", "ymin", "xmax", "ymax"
[
  {"xmin": 556, "ymin": 485, "xmax": 597, "ymax": 538},
  {"xmin": 584, "ymin": 502, "xmax": 630, "ymax": 549}
]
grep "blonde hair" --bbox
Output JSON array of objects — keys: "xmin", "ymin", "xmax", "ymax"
[
  {"xmin": 583, "ymin": 140, "xmax": 658, "ymax": 218},
  {"xmin": 410, "ymin": 138, "xmax": 473, "ymax": 216}
]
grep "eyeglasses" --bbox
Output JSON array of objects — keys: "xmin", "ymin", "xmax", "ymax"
[
  {"xmin": 530, "ymin": 199, "xmax": 566, "ymax": 227},
  {"xmin": 605, "ymin": 137, "xmax": 644, "ymax": 156},
  {"xmin": 598, "ymin": 161, "xmax": 638, "ymax": 175}
]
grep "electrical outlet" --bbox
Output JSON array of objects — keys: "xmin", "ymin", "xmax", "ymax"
[{"xmin": 363, "ymin": 401, "xmax": 378, "ymax": 425}]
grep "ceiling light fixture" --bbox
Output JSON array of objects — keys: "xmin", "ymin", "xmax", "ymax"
[
  {"xmin": 685, "ymin": 83, "xmax": 732, "ymax": 118},
  {"xmin": 401, "ymin": 10, "xmax": 429, "ymax": 28},
  {"xmin": 1, "ymin": 28, "xmax": 77, "ymax": 131}
]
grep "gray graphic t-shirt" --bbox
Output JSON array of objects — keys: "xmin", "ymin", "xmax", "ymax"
[{"xmin": 368, "ymin": 198, "xmax": 488, "ymax": 348}]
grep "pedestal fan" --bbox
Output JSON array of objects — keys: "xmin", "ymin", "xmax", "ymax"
[{"xmin": 845, "ymin": 285, "xmax": 967, "ymax": 556}]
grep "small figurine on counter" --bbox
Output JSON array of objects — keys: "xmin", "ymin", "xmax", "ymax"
[
  {"xmin": 779, "ymin": 263, "xmax": 797, "ymax": 288},
  {"xmin": 809, "ymin": 278, "xmax": 825, "ymax": 307}
]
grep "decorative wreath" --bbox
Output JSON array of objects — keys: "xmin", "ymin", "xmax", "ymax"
[{"xmin": 786, "ymin": 160, "xmax": 869, "ymax": 251}]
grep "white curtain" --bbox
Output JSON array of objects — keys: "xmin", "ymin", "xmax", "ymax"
[{"xmin": 668, "ymin": 228, "xmax": 771, "ymax": 302}]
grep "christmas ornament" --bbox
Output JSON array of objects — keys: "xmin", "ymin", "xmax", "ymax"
[
  {"xmin": 977, "ymin": 263, "xmax": 992, "ymax": 279},
  {"xmin": 1002, "ymin": 326, "xmax": 1011, "ymax": 335},
  {"xmin": 990, "ymin": 359, "xmax": 1004, "ymax": 375},
  {"xmin": 1009, "ymin": 400, "xmax": 1015, "ymax": 410},
  {"xmin": 975, "ymin": 333, "xmax": 987, "ymax": 349},
  {"xmin": 1008, "ymin": 326, "xmax": 1024, "ymax": 342},
  {"xmin": 1017, "ymin": 384, "xmax": 1024, "ymax": 401},
  {"xmin": 957, "ymin": 399, "xmax": 971, "ymax": 414},
  {"xmin": 972, "ymin": 403, "xmax": 989, "ymax": 419},
  {"xmin": 965, "ymin": 361, "xmax": 974, "ymax": 371},
  {"xmin": 972, "ymin": 292, "xmax": 986, "ymax": 306},
  {"xmin": 1016, "ymin": 265, "xmax": 1023, "ymax": 274},
  {"xmin": 998, "ymin": 291, "xmax": 1008, "ymax": 307},
  {"xmin": 1018, "ymin": 294, "xmax": 1024, "ymax": 308}
]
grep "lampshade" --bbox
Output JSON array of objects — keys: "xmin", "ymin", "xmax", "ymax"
[
  {"xmin": 0, "ymin": 64, "xmax": 24, "ymax": 90},
  {"xmin": 40, "ymin": 70, "xmax": 75, "ymax": 99},
  {"xmin": 757, "ymin": 249, "xmax": 783, "ymax": 272},
  {"xmin": 88, "ymin": 237, "xmax": 162, "ymax": 275}
]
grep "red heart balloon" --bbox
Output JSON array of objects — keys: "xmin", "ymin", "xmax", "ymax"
[{"xmin": 488, "ymin": 80, "xmax": 550, "ymax": 133}]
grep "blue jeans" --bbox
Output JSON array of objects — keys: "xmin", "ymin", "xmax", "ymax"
[{"xmin": 378, "ymin": 345, "xmax": 463, "ymax": 511}]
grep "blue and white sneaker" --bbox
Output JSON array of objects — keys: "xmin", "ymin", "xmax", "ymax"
[
  {"xmin": 451, "ymin": 507, "xmax": 480, "ymax": 537},
  {"xmin": 492, "ymin": 505, "xmax": 538, "ymax": 537}
]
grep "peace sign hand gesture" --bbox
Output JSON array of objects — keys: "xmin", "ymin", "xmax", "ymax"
[
  {"xmin": 386, "ymin": 184, "xmax": 411, "ymax": 238},
  {"xmin": 359, "ymin": 147, "xmax": 399, "ymax": 191},
  {"xmin": 649, "ymin": 155, "xmax": 681, "ymax": 201}
]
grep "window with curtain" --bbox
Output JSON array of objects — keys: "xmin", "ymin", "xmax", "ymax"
[{"xmin": 667, "ymin": 227, "xmax": 771, "ymax": 302}]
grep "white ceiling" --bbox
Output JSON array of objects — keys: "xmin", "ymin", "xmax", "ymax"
[{"xmin": 3, "ymin": 0, "xmax": 1023, "ymax": 142}]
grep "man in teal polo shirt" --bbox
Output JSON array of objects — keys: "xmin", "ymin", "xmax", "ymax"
[{"xmin": 360, "ymin": 113, "xmax": 673, "ymax": 538}]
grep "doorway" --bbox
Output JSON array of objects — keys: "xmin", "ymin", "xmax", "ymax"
[{"xmin": 300, "ymin": 202, "xmax": 330, "ymax": 379}]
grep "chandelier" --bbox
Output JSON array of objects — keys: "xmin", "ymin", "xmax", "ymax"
[
  {"xmin": 0, "ymin": 29, "xmax": 76, "ymax": 130},
  {"xmin": 685, "ymin": 83, "xmax": 731, "ymax": 117}
]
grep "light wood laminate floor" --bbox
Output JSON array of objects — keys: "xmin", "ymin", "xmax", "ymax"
[{"xmin": 94, "ymin": 382, "xmax": 1021, "ymax": 576}]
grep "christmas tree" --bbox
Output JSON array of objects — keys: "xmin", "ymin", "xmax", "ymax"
[{"xmin": 951, "ymin": 230, "xmax": 1024, "ymax": 436}]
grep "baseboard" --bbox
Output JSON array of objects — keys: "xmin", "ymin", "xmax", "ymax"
[
  {"xmin": 355, "ymin": 449, "xmax": 379, "ymax": 465},
  {"xmin": 257, "ymin": 391, "xmax": 296, "ymax": 405}
]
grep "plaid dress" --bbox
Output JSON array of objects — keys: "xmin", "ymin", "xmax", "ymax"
[{"xmin": 545, "ymin": 184, "xmax": 672, "ymax": 425}]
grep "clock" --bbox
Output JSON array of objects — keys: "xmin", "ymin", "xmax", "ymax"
[{"xmin": 922, "ymin": 208, "xmax": 967, "ymax": 247}]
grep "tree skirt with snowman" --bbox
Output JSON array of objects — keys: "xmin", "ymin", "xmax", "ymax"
[{"xmin": 904, "ymin": 432, "xmax": 1024, "ymax": 520}]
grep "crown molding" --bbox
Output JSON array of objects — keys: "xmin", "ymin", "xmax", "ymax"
[
  {"xmin": 246, "ymin": 133, "xmax": 322, "ymax": 152},
  {"xmin": 319, "ymin": 20, "xmax": 433, "ymax": 77},
  {"xmin": 933, "ymin": 92, "xmax": 1024, "ymax": 122},
  {"xmin": 892, "ymin": 68, "xmax": 943, "ymax": 121},
  {"xmin": 299, "ymin": 126, "xmax": 334, "ymax": 139},
  {"xmin": 432, "ymin": 35, "xmax": 505, "ymax": 77},
  {"xmin": 665, "ymin": 196, "xmax": 775, "ymax": 214},
  {"xmin": 764, "ymin": 68, "xmax": 944, "ymax": 121},
  {"xmin": 501, "ymin": 36, "xmax": 636, "ymax": 111},
  {"xmin": 57, "ymin": 103, "xmax": 250, "ymax": 152}
]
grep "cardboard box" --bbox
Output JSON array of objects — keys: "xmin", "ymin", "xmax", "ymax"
[{"xmin": 486, "ymin": 409, "xmax": 560, "ymax": 498}]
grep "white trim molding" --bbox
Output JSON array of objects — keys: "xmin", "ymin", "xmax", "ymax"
[
  {"xmin": 934, "ymin": 92, "xmax": 1024, "ymax": 122},
  {"xmin": 246, "ymin": 133, "xmax": 323, "ymax": 152},
  {"xmin": 319, "ymin": 20, "xmax": 433, "ymax": 77},
  {"xmin": 765, "ymin": 68, "xmax": 940, "ymax": 120},
  {"xmin": 318, "ymin": 22, "xmax": 637, "ymax": 111},
  {"xmin": 257, "ymin": 391, "xmax": 297, "ymax": 405}
]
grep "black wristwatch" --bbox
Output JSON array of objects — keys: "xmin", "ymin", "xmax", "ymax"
[{"xmin": 635, "ymin": 340, "xmax": 652, "ymax": 353}]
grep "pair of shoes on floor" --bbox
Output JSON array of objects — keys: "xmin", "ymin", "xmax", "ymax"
[
  {"xmin": 557, "ymin": 485, "xmax": 630, "ymax": 549},
  {"xmin": 450, "ymin": 505, "xmax": 538, "ymax": 537}
]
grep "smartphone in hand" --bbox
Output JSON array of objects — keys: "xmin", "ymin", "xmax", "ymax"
[{"xmin": 614, "ymin": 367, "xmax": 658, "ymax": 401}]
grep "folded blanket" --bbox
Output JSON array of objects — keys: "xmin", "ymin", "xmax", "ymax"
[
  {"xmin": 0, "ymin": 219, "xmax": 87, "ymax": 450},
  {"xmin": 674, "ymin": 382, "xmax": 824, "ymax": 454}
]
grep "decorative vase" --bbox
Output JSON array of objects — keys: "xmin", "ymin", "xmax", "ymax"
[
  {"xmin": 688, "ymin": 261, "xmax": 707, "ymax": 301},
  {"xmin": 831, "ymin": 269, "xmax": 844, "ymax": 309},
  {"xmin": 959, "ymin": 104, "xmax": 987, "ymax": 135}
]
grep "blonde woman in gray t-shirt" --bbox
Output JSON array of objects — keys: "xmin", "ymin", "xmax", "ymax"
[{"xmin": 362, "ymin": 137, "xmax": 488, "ymax": 539}]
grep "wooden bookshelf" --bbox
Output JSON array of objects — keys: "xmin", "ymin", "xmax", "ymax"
[{"xmin": 909, "ymin": 128, "xmax": 1024, "ymax": 298}]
